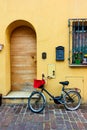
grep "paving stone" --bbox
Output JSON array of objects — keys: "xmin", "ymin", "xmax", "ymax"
[
  {"xmin": 51, "ymin": 119, "xmax": 57, "ymax": 129},
  {"xmin": 71, "ymin": 122, "xmax": 79, "ymax": 130},
  {"xmin": 44, "ymin": 122, "xmax": 50, "ymax": 130},
  {"xmin": 0, "ymin": 103, "xmax": 87, "ymax": 130},
  {"xmin": 65, "ymin": 121, "xmax": 73, "ymax": 130},
  {"xmin": 56, "ymin": 124, "xmax": 67, "ymax": 130},
  {"xmin": 56, "ymin": 116, "xmax": 64, "ymax": 124},
  {"xmin": 63, "ymin": 113, "xmax": 69, "ymax": 120},
  {"xmin": 83, "ymin": 123, "xmax": 87, "ymax": 129},
  {"xmin": 77, "ymin": 121, "xmax": 85, "ymax": 130}
]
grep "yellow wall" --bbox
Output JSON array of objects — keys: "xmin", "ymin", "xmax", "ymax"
[{"xmin": 0, "ymin": 0, "xmax": 87, "ymax": 102}]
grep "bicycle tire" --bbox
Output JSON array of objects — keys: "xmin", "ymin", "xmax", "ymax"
[
  {"xmin": 64, "ymin": 90, "xmax": 81, "ymax": 111},
  {"xmin": 28, "ymin": 91, "xmax": 46, "ymax": 113}
]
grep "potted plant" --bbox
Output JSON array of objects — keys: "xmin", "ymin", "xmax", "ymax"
[{"xmin": 73, "ymin": 52, "xmax": 83, "ymax": 64}]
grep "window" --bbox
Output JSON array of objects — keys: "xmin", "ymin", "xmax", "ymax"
[{"xmin": 68, "ymin": 19, "xmax": 87, "ymax": 66}]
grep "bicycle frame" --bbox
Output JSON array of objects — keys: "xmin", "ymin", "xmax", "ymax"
[
  {"xmin": 40, "ymin": 85, "xmax": 67, "ymax": 104},
  {"xmin": 40, "ymin": 79, "xmax": 80, "ymax": 105},
  {"xmin": 41, "ymin": 87, "xmax": 54, "ymax": 99}
]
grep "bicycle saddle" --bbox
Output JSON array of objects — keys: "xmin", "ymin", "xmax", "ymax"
[{"xmin": 59, "ymin": 81, "xmax": 69, "ymax": 85}]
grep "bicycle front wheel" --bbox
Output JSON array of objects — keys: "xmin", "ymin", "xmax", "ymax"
[
  {"xmin": 64, "ymin": 90, "xmax": 81, "ymax": 111},
  {"xmin": 28, "ymin": 91, "xmax": 46, "ymax": 113}
]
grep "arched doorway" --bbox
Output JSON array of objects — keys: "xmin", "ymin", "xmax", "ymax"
[{"xmin": 10, "ymin": 26, "xmax": 37, "ymax": 91}]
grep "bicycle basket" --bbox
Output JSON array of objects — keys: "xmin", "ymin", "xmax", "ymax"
[{"xmin": 34, "ymin": 79, "xmax": 45, "ymax": 88}]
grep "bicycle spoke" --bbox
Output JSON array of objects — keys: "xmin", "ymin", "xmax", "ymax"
[
  {"xmin": 64, "ymin": 91, "xmax": 81, "ymax": 110},
  {"xmin": 28, "ymin": 91, "xmax": 46, "ymax": 113}
]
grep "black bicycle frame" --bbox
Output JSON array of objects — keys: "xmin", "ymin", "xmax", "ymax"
[
  {"xmin": 41, "ymin": 85, "xmax": 74, "ymax": 104},
  {"xmin": 41, "ymin": 87, "xmax": 65, "ymax": 104},
  {"xmin": 41, "ymin": 84, "xmax": 65, "ymax": 99},
  {"xmin": 41, "ymin": 87, "xmax": 54, "ymax": 99}
]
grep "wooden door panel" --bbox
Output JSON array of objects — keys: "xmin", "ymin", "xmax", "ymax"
[{"xmin": 11, "ymin": 26, "xmax": 36, "ymax": 91}]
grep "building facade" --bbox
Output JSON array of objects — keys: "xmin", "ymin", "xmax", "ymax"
[{"xmin": 0, "ymin": 0, "xmax": 87, "ymax": 103}]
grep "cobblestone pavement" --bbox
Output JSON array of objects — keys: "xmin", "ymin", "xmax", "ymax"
[{"xmin": 0, "ymin": 104, "xmax": 87, "ymax": 130}]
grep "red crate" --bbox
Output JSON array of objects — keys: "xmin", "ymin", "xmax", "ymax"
[{"xmin": 34, "ymin": 79, "xmax": 45, "ymax": 88}]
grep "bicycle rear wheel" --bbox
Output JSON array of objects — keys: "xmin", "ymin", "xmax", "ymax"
[
  {"xmin": 64, "ymin": 90, "xmax": 81, "ymax": 111},
  {"xmin": 28, "ymin": 91, "xmax": 46, "ymax": 113}
]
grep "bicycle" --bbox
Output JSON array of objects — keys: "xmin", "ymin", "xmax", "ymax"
[{"xmin": 28, "ymin": 74, "xmax": 81, "ymax": 113}]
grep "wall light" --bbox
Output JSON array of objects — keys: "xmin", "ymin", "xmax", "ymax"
[{"xmin": 0, "ymin": 44, "xmax": 4, "ymax": 51}]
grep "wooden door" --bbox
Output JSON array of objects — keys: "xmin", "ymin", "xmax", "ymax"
[{"xmin": 10, "ymin": 26, "xmax": 36, "ymax": 91}]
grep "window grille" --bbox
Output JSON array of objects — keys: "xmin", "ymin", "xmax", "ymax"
[{"xmin": 68, "ymin": 19, "xmax": 87, "ymax": 66}]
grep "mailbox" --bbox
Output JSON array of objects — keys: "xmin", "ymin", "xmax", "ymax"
[{"xmin": 56, "ymin": 46, "xmax": 64, "ymax": 61}]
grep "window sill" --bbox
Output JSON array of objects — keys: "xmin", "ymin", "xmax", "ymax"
[{"xmin": 69, "ymin": 64, "xmax": 87, "ymax": 67}]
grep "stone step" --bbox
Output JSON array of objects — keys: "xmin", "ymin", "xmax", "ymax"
[
  {"xmin": 2, "ymin": 91, "xmax": 31, "ymax": 104},
  {"xmin": 2, "ymin": 98, "xmax": 28, "ymax": 104}
]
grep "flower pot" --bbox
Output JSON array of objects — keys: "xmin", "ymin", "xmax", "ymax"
[{"xmin": 75, "ymin": 59, "xmax": 81, "ymax": 64}]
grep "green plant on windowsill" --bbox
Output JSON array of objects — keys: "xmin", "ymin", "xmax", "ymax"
[{"xmin": 73, "ymin": 52, "xmax": 83, "ymax": 64}]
